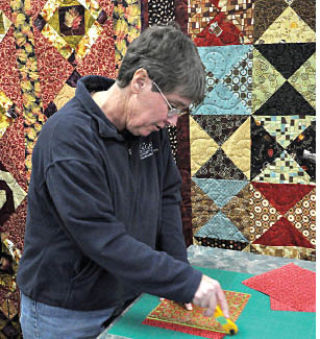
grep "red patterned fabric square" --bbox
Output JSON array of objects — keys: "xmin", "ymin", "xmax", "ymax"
[
  {"xmin": 242, "ymin": 263, "xmax": 315, "ymax": 312},
  {"xmin": 270, "ymin": 297, "xmax": 300, "ymax": 312}
]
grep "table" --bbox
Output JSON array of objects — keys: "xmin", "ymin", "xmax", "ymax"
[{"xmin": 99, "ymin": 245, "xmax": 316, "ymax": 339}]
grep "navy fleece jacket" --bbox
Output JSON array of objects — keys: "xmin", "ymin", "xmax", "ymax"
[{"xmin": 17, "ymin": 76, "xmax": 202, "ymax": 311}]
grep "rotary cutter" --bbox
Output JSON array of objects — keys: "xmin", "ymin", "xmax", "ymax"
[{"xmin": 214, "ymin": 305, "xmax": 238, "ymax": 335}]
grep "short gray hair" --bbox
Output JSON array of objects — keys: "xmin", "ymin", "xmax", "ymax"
[{"xmin": 117, "ymin": 24, "xmax": 206, "ymax": 105}]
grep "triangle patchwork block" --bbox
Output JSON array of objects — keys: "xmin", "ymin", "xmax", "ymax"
[
  {"xmin": 195, "ymin": 211, "xmax": 248, "ymax": 242},
  {"xmin": 252, "ymin": 48, "xmax": 286, "ymax": 113},
  {"xmin": 189, "ymin": 116, "xmax": 219, "ymax": 176},
  {"xmin": 192, "ymin": 82, "xmax": 250, "ymax": 115},
  {"xmin": 284, "ymin": 188, "xmax": 316, "ymax": 247},
  {"xmin": 253, "ymin": 150, "xmax": 312, "ymax": 185},
  {"xmin": 195, "ymin": 148, "xmax": 247, "ymax": 180},
  {"xmin": 250, "ymin": 117, "xmax": 285, "ymax": 180},
  {"xmin": 192, "ymin": 178, "xmax": 248, "ymax": 208},
  {"xmin": 291, "ymin": 0, "xmax": 315, "ymax": 32},
  {"xmin": 191, "ymin": 180, "xmax": 219, "ymax": 235},
  {"xmin": 254, "ymin": 115, "xmax": 316, "ymax": 149},
  {"xmin": 192, "ymin": 115, "xmax": 248, "ymax": 146},
  {"xmin": 258, "ymin": 7, "xmax": 316, "ymax": 44},
  {"xmin": 255, "ymin": 43, "xmax": 315, "ymax": 79},
  {"xmin": 288, "ymin": 53, "xmax": 316, "ymax": 109},
  {"xmin": 286, "ymin": 122, "xmax": 315, "ymax": 182},
  {"xmin": 198, "ymin": 45, "xmax": 252, "ymax": 80},
  {"xmin": 254, "ymin": 81, "xmax": 315, "ymax": 116},
  {"xmin": 246, "ymin": 182, "xmax": 283, "ymax": 242},
  {"xmin": 222, "ymin": 117, "xmax": 250, "ymax": 179},
  {"xmin": 253, "ymin": 0, "xmax": 287, "ymax": 43},
  {"xmin": 252, "ymin": 182, "xmax": 314, "ymax": 215},
  {"xmin": 253, "ymin": 217, "xmax": 315, "ymax": 248},
  {"xmin": 221, "ymin": 182, "xmax": 253, "ymax": 238},
  {"xmin": 193, "ymin": 45, "xmax": 253, "ymax": 115}
]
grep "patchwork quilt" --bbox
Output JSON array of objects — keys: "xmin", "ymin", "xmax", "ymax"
[{"xmin": 0, "ymin": 0, "xmax": 315, "ymax": 336}]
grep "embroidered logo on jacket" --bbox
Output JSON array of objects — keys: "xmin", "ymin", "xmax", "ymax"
[{"xmin": 139, "ymin": 141, "xmax": 154, "ymax": 160}]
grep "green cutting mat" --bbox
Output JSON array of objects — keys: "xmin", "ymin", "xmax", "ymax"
[{"xmin": 108, "ymin": 267, "xmax": 315, "ymax": 339}]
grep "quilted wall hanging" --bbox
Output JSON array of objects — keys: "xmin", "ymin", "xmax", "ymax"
[
  {"xmin": 0, "ymin": 0, "xmax": 316, "ymax": 337},
  {"xmin": 186, "ymin": 0, "xmax": 316, "ymax": 262}
]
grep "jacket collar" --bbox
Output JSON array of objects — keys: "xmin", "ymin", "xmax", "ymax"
[{"xmin": 75, "ymin": 75, "xmax": 125, "ymax": 141}]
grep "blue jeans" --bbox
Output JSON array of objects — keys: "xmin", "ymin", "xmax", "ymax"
[{"xmin": 20, "ymin": 293, "xmax": 116, "ymax": 339}]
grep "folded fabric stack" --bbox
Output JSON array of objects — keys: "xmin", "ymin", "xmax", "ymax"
[{"xmin": 143, "ymin": 290, "xmax": 251, "ymax": 338}]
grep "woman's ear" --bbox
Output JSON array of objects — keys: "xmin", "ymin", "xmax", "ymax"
[{"xmin": 130, "ymin": 68, "xmax": 150, "ymax": 93}]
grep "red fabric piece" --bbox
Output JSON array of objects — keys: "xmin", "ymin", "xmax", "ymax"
[
  {"xmin": 0, "ymin": 1, "xmax": 15, "ymax": 22},
  {"xmin": 242, "ymin": 263, "xmax": 315, "ymax": 312},
  {"xmin": 98, "ymin": 0, "xmax": 114, "ymax": 14},
  {"xmin": 30, "ymin": 0, "xmax": 47, "ymax": 19},
  {"xmin": 253, "ymin": 217, "xmax": 315, "ymax": 249},
  {"xmin": 252, "ymin": 182, "xmax": 314, "ymax": 215},
  {"xmin": 210, "ymin": 0, "xmax": 220, "ymax": 7},
  {"xmin": 0, "ymin": 27, "xmax": 23, "ymax": 112},
  {"xmin": 76, "ymin": 15, "xmax": 116, "ymax": 79},
  {"xmin": 33, "ymin": 28, "xmax": 74, "ymax": 110},
  {"xmin": 194, "ymin": 13, "xmax": 242, "ymax": 46},
  {"xmin": 270, "ymin": 297, "xmax": 301, "ymax": 312},
  {"xmin": 142, "ymin": 318, "xmax": 225, "ymax": 338},
  {"xmin": 1, "ymin": 198, "xmax": 27, "ymax": 252},
  {"xmin": 0, "ymin": 116, "xmax": 27, "ymax": 192}
]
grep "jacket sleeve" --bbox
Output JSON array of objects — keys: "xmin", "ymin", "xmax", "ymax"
[
  {"xmin": 156, "ymin": 130, "xmax": 190, "ymax": 263},
  {"xmin": 46, "ymin": 157, "xmax": 202, "ymax": 304}
]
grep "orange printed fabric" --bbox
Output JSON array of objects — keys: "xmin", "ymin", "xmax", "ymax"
[{"xmin": 142, "ymin": 290, "xmax": 250, "ymax": 338}]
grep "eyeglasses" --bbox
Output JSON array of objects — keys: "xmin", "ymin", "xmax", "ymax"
[{"xmin": 152, "ymin": 81, "xmax": 188, "ymax": 118}]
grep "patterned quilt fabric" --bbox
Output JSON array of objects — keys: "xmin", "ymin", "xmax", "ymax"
[
  {"xmin": 188, "ymin": 1, "xmax": 316, "ymax": 259},
  {"xmin": 0, "ymin": 0, "xmax": 317, "ymax": 337},
  {"xmin": 143, "ymin": 290, "xmax": 250, "ymax": 338},
  {"xmin": 242, "ymin": 263, "xmax": 315, "ymax": 312}
]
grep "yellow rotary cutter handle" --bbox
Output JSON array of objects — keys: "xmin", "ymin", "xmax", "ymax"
[{"xmin": 214, "ymin": 305, "xmax": 238, "ymax": 335}]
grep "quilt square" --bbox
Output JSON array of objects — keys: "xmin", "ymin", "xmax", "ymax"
[
  {"xmin": 193, "ymin": 45, "xmax": 252, "ymax": 115},
  {"xmin": 142, "ymin": 290, "xmax": 250, "ymax": 338}
]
